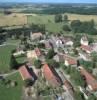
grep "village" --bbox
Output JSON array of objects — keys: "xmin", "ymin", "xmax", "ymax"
[{"xmin": 0, "ymin": 31, "xmax": 97, "ymax": 100}]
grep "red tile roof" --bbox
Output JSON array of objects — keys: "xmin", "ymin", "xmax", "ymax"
[
  {"xmin": 81, "ymin": 45, "xmax": 93, "ymax": 52},
  {"xmin": 80, "ymin": 67, "xmax": 97, "ymax": 91},
  {"xmin": 43, "ymin": 64, "xmax": 62, "ymax": 87},
  {"xmin": 35, "ymin": 48, "xmax": 41, "ymax": 56},
  {"xmin": 19, "ymin": 65, "xmax": 32, "ymax": 80}
]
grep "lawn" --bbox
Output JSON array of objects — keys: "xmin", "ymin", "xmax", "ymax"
[
  {"xmin": 16, "ymin": 56, "xmax": 27, "ymax": 64},
  {"xmin": 7, "ymin": 39, "xmax": 21, "ymax": 45},
  {"xmin": 0, "ymin": 72, "xmax": 23, "ymax": 100},
  {"xmin": 0, "ymin": 45, "xmax": 16, "ymax": 72}
]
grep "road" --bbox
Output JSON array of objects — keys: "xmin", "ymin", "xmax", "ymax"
[{"xmin": 56, "ymin": 68, "xmax": 74, "ymax": 100}]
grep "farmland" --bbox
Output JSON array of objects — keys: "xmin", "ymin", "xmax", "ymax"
[
  {"xmin": 27, "ymin": 13, "xmax": 97, "ymax": 32},
  {"xmin": 0, "ymin": 12, "xmax": 97, "ymax": 32},
  {"xmin": 0, "ymin": 13, "xmax": 27, "ymax": 27}
]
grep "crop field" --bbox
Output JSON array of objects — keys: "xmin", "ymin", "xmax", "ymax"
[
  {"xmin": 66, "ymin": 13, "xmax": 97, "ymax": 23},
  {"xmin": 0, "ymin": 13, "xmax": 27, "ymax": 27}
]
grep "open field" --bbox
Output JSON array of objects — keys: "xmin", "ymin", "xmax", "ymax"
[
  {"xmin": 0, "ymin": 13, "xmax": 97, "ymax": 32},
  {"xmin": 27, "ymin": 14, "xmax": 67, "ymax": 32},
  {"xmin": 27, "ymin": 13, "xmax": 97, "ymax": 32},
  {"xmin": 0, "ymin": 45, "xmax": 16, "ymax": 72},
  {"xmin": 0, "ymin": 13, "xmax": 27, "ymax": 27},
  {"xmin": 0, "ymin": 72, "xmax": 23, "ymax": 100},
  {"xmin": 66, "ymin": 13, "xmax": 97, "ymax": 23}
]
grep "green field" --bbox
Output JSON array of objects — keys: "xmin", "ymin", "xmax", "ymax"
[
  {"xmin": 0, "ymin": 72, "xmax": 23, "ymax": 100},
  {"xmin": 27, "ymin": 13, "xmax": 97, "ymax": 33},
  {"xmin": 0, "ymin": 45, "xmax": 16, "ymax": 72},
  {"xmin": 27, "ymin": 14, "xmax": 66, "ymax": 33}
]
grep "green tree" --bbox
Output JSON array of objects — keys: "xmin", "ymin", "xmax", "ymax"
[
  {"xmin": 71, "ymin": 20, "xmax": 81, "ymax": 33},
  {"xmin": 25, "ymin": 79, "xmax": 34, "ymax": 87},
  {"xmin": 91, "ymin": 52, "xmax": 97, "ymax": 68},
  {"xmin": 74, "ymin": 34, "xmax": 82, "ymax": 48},
  {"xmin": 10, "ymin": 55, "xmax": 18, "ymax": 69},
  {"xmin": 47, "ymin": 59, "xmax": 60, "ymax": 68},
  {"xmin": 34, "ymin": 59, "xmax": 42, "ymax": 69},
  {"xmin": 46, "ymin": 49, "xmax": 55, "ymax": 59},
  {"xmin": 64, "ymin": 15, "xmax": 68, "ymax": 21},
  {"xmin": 70, "ymin": 68, "xmax": 86, "ymax": 87},
  {"xmin": 55, "ymin": 14, "xmax": 62, "ymax": 23},
  {"xmin": 63, "ymin": 25, "xmax": 71, "ymax": 31},
  {"xmin": 74, "ymin": 91, "xmax": 85, "ymax": 100},
  {"xmin": 88, "ymin": 94, "xmax": 96, "ymax": 100}
]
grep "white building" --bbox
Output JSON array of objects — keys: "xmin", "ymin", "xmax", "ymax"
[{"xmin": 80, "ymin": 36, "xmax": 89, "ymax": 46}]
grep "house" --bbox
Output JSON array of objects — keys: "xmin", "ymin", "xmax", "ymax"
[
  {"xmin": 78, "ymin": 52, "xmax": 91, "ymax": 61},
  {"xmin": 80, "ymin": 45, "xmax": 93, "ymax": 54},
  {"xmin": 30, "ymin": 32, "xmax": 43, "ymax": 41},
  {"xmin": 27, "ymin": 48, "xmax": 41, "ymax": 59},
  {"xmin": 64, "ymin": 55, "xmax": 77, "ymax": 66},
  {"xmin": 44, "ymin": 41, "xmax": 52, "ymax": 49},
  {"xmin": 53, "ymin": 53, "xmax": 64, "ymax": 62},
  {"xmin": 42, "ymin": 64, "xmax": 62, "ymax": 87},
  {"xmin": 50, "ymin": 35, "xmax": 63, "ymax": 48},
  {"xmin": 80, "ymin": 35, "xmax": 89, "ymax": 46},
  {"xmin": 19, "ymin": 65, "xmax": 32, "ymax": 80},
  {"xmin": 60, "ymin": 36, "xmax": 73, "ymax": 46},
  {"xmin": 91, "ymin": 43, "xmax": 97, "ymax": 52},
  {"xmin": 56, "ymin": 39, "xmax": 63, "ymax": 48},
  {"xmin": 79, "ymin": 67, "xmax": 97, "ymax": 91},
  {"xmin": 13, "ymin": 50, "xmax": 25, "ymax": 57}
]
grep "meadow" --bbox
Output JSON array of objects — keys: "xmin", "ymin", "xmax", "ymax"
[
  {"xmin": 27, "ymin": 13, "xmax": 97, "ymax": 32},
  {"xmin": 0, "ymin": 45, "xmax": 16, "ymax": 72},
  {"xmin": 0, "ymin": 72, "xmax": 23, "ymax": 100},
  {"xmin": 0, "ymin": 12, "xmax": 97, "ymax": 32}
]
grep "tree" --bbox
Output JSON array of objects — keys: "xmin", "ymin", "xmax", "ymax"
[
  {"xmin": 34, "ymin": 59, "xmax": 42, "ymax": 69},
  {"xmin": 46, "ymin": 49, "xmax": 55, "ymax": 59},
  {"xmin": 25, "ymin": 79, "xmax": 34, "ymax": 87},
  {"xmin": 88, "ymin": 94, "xmax": 96, "ymax": 100},
  {"xmin": 74, "ymin": 91, "xmax": 85, "ymax": 100},
  {"xmin": 55, "ymin": 14, "xmax": 62, "ymax": 23},
  {"xmin": 79, "ymin": 60, "xmax": 93, "ymax": 73},
  {"xmin": 64, "ymin": 15, "xmax": 68, "ymax": 21},
  {"xmin": 10, "ymin": 55, "xmax": 18, "ymax": 69},
  {"xmin": 74, "ymin": 34, "xmax": 82, "ymax": 48},
  {"xmin": 70, "ymin": 68, "xmax": 86, "ymax": 87},
  {"xmin": 47, "ymin": 59, "xmax": 60, "ymax": 68},
  {"xmin": 63, "ymin": 25, "xmax": 71, "ymax": 31},
  {"xmin": 91, "ymin": 52, "xmax": 97, "ymax": 68},
  {"xmin": 71, "ymin": 20, "xmax": 81, "ymax": 32},
  {"xmin": 88, "ymin": 37, "xmax": 94, "ymax": 44}
]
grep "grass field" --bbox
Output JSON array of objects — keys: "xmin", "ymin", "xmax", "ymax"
[
  {"xmin": 0, "ymin": 72, "xmax": 23, "ymax": 100},
  {"xmin": 27, "ymin": 13, "xmax": 97, "ymax": 32},
  {"xmin": 0, "ymin": 45, "xmax": 16, "ymax": 72},
  {"xmin": 27, "ymin": 14, "xmax": 67, "ymax": 32},
  {"xmin": 0, "ymin": 12, "xmax": 97, "ymax": 32}
]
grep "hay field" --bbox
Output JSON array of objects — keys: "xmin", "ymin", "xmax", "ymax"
[
  {"xmin": 0, "ymin": 13, "xmax": 27, "ymax": 27},
  {"xmin": 66, "ymin": 13, "xmax": 97, "ymax": 23}
]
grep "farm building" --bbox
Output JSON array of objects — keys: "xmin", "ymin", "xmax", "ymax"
[{"xmin": 42, "ymin": 64, "xmax": 62, "ymax": 87}]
